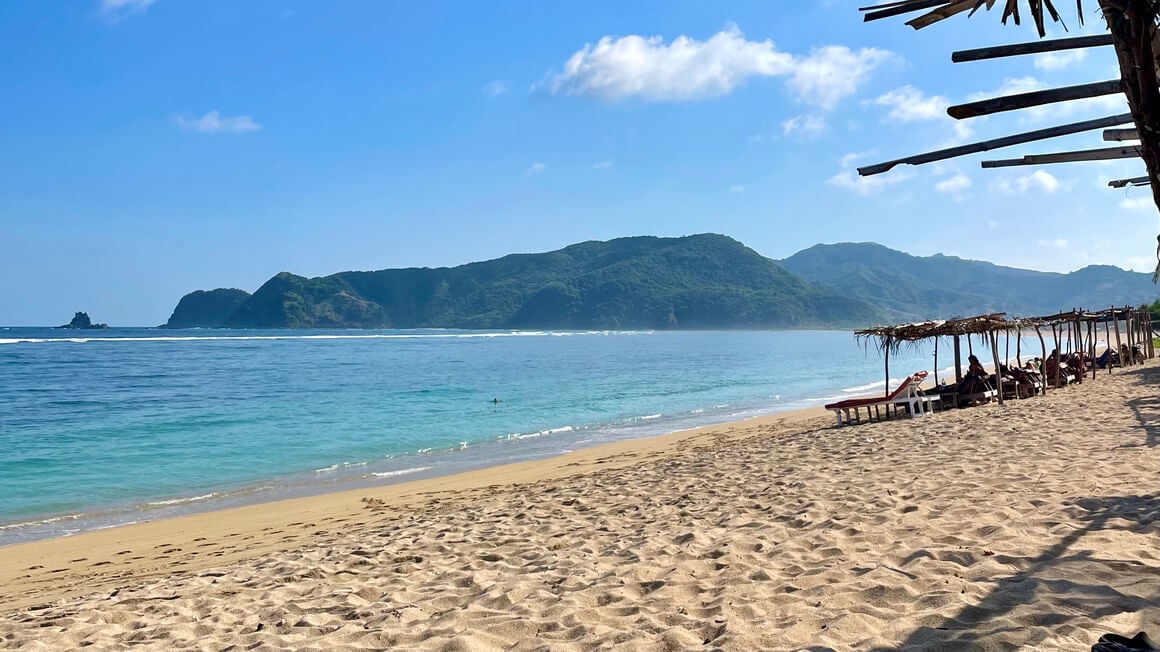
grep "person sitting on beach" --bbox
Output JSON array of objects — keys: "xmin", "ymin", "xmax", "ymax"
[{"xmin": 967, "ymin": 354, "xmax": 986, "ymax": 378}]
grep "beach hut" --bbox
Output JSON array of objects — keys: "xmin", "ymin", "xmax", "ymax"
[
  {"xmin": 855, "ymin": 1, "xmax": 1160, "ymax": 278},
  {"xmin": 856, "ymin": 313, "xmax": 1012, "ymax": 405}
]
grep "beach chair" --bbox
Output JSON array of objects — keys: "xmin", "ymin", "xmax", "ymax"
[
  {"xmin": 893, "ymin": 380, "xmax": 940, "ymax": 416},
  {"xmin": 825, "ymin": 377, "xmax": 915, "ymax": 427}
]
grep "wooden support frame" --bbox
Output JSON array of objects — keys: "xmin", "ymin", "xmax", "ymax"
[
  {"xmin": 1108, "ymin": 175, "xmax": 1150, "ymax": 188},
  {"xmin": 859, "ymin": 113, "xmax": 1132, "ymax": 176},
  {"xmin": 952, "ymin": 35, "xmax": 1113, "ymax": 63},
  {"xmin": 947, "ymin": 80, "xmax": 1122, "ymax": 120},
  {"xmin": 1104, "ymin": 128, "xmax": 1139, "ymax": 141},
  {"xmin": 982, "ymin": 145, "xmax": 1141, "ymax": 168}
]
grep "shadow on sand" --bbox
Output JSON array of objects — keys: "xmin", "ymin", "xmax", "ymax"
[
  {"xmin": 1124, "ymin": 364, "xmax": 1160, "ymax": 448},
  {"xmin": 868, "ymin": 493, "xmax": 1160, "ymax": 651},
  {"xmin": 864, "ymin": 365, "xmax": 1160, "ymax": 650}
]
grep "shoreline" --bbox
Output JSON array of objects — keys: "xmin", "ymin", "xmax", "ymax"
[
  {"xmin": 3, "ymin": 364, "xmax": 1158, "ymax": 649},
  {"xmin": 0, "ymin": 405, "xmax": 833, "ymax": 612},
  {"xmin": 0, "ymin": 398, "xmax": 832, "ymax": 547}
]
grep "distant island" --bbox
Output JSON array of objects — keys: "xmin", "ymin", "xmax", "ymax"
[
  {"xmin": 161, "ymin": 234, "xmax": 1160, "ymax": 330},
  {"xmin": 57, "ymin": 312, "xmax": 109, "ymax": 330}
]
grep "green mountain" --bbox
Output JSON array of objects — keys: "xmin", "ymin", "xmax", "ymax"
[
  {"xmin": 779, "ymin": 242, "xmax": 1159, "ymax": 320},
  {"xmin": 162, "ymin": 288, "xmax": 252, "ymax": 329},
  {"xmin": 168, "ymin": 234, "xmax": 884, "ymax": 329}
]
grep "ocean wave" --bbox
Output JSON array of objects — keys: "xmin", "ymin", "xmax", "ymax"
[
  {"xmin": 144, "ymin": 492, "xmax": 219, "ymax": 507},
  {"xmin": 313, "ymin": 461, "xmax": 370, "ymax": 474},
  {"xmin": 368, "ymin": 465, "xmax": 433, "ymax": 478},
  {"xmin": 637, "ymin": 414, "xmax": 662, "ymax": 421},
  {"xmin": 0, "ymin": 331, "xmax": 653, "ymax": 345},
  {"xmin": 0, "ymin": 512, "xmax": 84, "ymax": 531}
]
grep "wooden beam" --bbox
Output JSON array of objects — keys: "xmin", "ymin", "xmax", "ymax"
[
  {"xmin": 981, "ymin": 145, "xmax": 1142, "ymax": 168},
  {"xmin": 906, "ymin": 0, "xmax": 976, "ymax": 30},
  {"xmin": 1108, "ymin": 175, "xmax": 1150, "ymax": 188},
  {"xmin": 858, "ymin": 113, "xmax": 1132, "ymax": 176},
  {"xmin": 1103, "ymin": 128, "xmax": 1139, "ymax": 141},
  {"xmin": 861, "ymin": 0, "xmax": 950, "ymax": 22},
  {"xmin": 948, "ymin": 80, "xmax": 1123, "ymax": 119},
  {"xmin": 952, "ymin": 35, "xmax": 1114, "ymax": 63}
]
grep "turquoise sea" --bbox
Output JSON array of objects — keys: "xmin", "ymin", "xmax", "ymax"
[{"xmin": 1, "ymin": 328, "xmax": 962, "ymax": 544}]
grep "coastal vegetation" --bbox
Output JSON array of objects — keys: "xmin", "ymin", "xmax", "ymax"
[{"xmin": 163, "ymin": 234, "xmax": 1160, "ymax": 330}]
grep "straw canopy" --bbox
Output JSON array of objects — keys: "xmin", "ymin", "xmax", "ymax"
[{"xmin": 855, "ymin": 313, "xmax": 1008, "ymax": 353}]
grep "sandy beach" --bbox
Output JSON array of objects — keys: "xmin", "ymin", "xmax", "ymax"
[{"xmin": 2, "ymin": 365, "xmax": 1159, "ymax": 651}]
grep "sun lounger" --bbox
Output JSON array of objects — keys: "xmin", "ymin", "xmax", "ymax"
[{"xmin": 826, "ymin": 377, "xmax": 915, "ymax": 427}]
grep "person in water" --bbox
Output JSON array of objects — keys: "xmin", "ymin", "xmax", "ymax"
[{"xmin": 492, "ymin": 398, "xmax": 502, "ymax": 404}]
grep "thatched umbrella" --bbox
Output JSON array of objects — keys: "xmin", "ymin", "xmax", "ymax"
[{"xmin": 859, "ymin": 0, "xmax": 1160, "ymax": 278}]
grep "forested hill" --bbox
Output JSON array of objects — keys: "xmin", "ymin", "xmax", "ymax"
[
  {"xmin": 779, "ymin": 242, "xmax": 1159, "ymax": 321},
  {"xmin": 165, "ymin": 234, "xmax": 885, "ymax": 329}
]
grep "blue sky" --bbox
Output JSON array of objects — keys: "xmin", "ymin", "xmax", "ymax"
[{"xmin": 2, "ymin": 0, "xmax": 1157, "ymax": 325}]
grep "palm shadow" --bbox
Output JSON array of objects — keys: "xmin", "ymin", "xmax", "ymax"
[
  {"xmin": 871, "ymin": 493, "xmax": 1160, "ymax": 651},
  {"xmin": 1123, "ymin": 364, "xmax": 1160, "ymax": 448}
]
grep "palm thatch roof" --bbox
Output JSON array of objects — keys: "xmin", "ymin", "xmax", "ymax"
[
  {"xmin": 856, "ymin": 0, "xmax": 1160, "ymax": 278},
  {"xmin": 860, "ymin": 0, "xmax": 1087, "ymax": 36},
  {"xmin": 855, "ymin": 313, "xmax": 1009, "ymax": 352}
]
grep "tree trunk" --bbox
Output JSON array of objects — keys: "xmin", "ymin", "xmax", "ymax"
[{"xmin": 1100, "ymin": 0, "xmax": 1160, "ymax": 277}]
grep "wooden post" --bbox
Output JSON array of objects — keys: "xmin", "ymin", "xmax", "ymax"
[
  {"xmin": 933, "ymin": 337, "xmax": 939, "ymax": 387},
  {"xmin": 1150, "ymin": 313, "xmax": 1156, "ymax": 359},
  {"xmin": 954, "ymin": 335, "xmax": 962, "ymax": 385},
  {"xmin": 991, "ymin": 330, "xmax": 1004, "ymax": 406},
  {"xmin": 1005, "ymin": 330, "xmax": 1011, "ymax": 368},
  {"xmin": 1089, "ymin": 321, "xmax": 1097, "ymax": 381},
  {"xmin": 967, "ymin": 336, "xmax": 974, "ymax": 357},
  {"xmin": 1113, "ymin": 306, "xmax": 1123, "ymax": 370},
  {"xmin": 1016, "ymin": 327, "xmax": 1023, "ymax": 368},
  {"xmin": 884, "ymin": 337, "xmax": 891, "ymax": 399},
  {"xmin": 1127, "ymin": 308, "xmax": 1135, "ymax": 365},
  {"xmin": 1105, "ymin": 314, "xmax": 1113, "ymax": 374},
  {"xmin": 1053, "ymin": 324, "xmax": 1062, "ymax": 388},
  {"xmin": 1036, "ymin": 325, "xmax": 1049, "ymax": 395},
  {"xmin": 1074, "ymin": 319, "xmax": 1084, "ymax": 383}
]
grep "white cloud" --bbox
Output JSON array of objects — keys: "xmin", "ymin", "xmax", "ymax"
[
  {"xmin": 827, "ymin": 151, "xmax": 913, "ymax": 196},
  {"xmin": 483, "ymin": 80, "xmax": 510, "ymax": 97},
  {"xmin": 1037, "ymin": 238, "xmax": 1069, "ymax": 249},
  {"xmin": 994, "ymin": 170, "xmax": 1063, "ymax": 194},
  {"xmin": 729, "ymin": 184, "xmax": 746, "ymax": 193},
  {"xmin": 934, "ymin": 174, "xmax": 971, "ymax": 194},
  {"xmin": 1035, "ymin": 49, "xmax": 1087, "ymax": 71},
  {"xmin": 547, "ymin": 25, "xmax": 891, "ymax": 108},
  {"xmin": 1120, "ymin": 196, "xmax": 1154, "ymax": 210},
  {"xmin": 780, "ymin": 114, "xmax": 826, "ymax": 138},
  {"xmin": 867, "ymin": 85, "xmax": 949, "ymax": 122},
  {"xmin": 593, "ymin": 160, "xmax": 613, "ymax": 170},
  {"xmin": 100, "ymin": 0, "xmax": 155, "ymax": 20},
  {"xmin": 175, "ymin": 111, "xmax": 261, "ymax": 134},
  {"xmin": 525, "ymin": 161, "xmax": 546, "ymax": 176}
]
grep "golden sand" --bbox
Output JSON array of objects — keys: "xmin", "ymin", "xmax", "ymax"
[{"xmin": 2, "ymin": 365, "xmax": 1158, "ymax": 650}]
